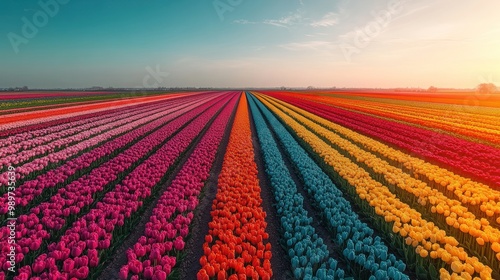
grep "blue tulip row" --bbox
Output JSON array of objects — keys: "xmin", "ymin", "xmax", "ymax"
[
  {"xmin": 249, "ymin": 93, "xmax": 410, "ymax": 280},
  {"xmin": 247, "ymin": 94, "xmax": 346, "ymax": 280}
]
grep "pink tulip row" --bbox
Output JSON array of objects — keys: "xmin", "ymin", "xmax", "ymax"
[
  {"xmin": 0, "ymin": 101, "xmax": 185, "ymax": 169},
  {"xmin": 13, "ymin": 93, "xmax": 236, "ymax": 280},
  {"xmin": 0, "ymin": 94, "xmax": 187, "ymax": 140},
  {"xmin": 0, "ymin": 94, "xmax": 183, "ymax": 132},
  {"xmin": 120, "ymin": 93, "xmax": 238, "ymax": 280},
  {"xmin": 0, "ymin": 95, "xmax": 218, "ymax": 189},
  {"xmin": 0, "ymin": 96, "xmax": 183, "ymax": 156},
  {"xmin": 0, "ymin": 94, "xmax": 227, "ymax": 274},
  {"xmin": 0, "ymin": 95, "xmax": 219, "ymax": 212},
  {"xmin": 272, "ymin": 93, "xmax": 500, "ymax": 188}
]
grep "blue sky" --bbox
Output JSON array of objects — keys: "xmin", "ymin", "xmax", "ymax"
[{"xmin": 1, "ymin": 0, "xmax": 499, "ymax": 89}]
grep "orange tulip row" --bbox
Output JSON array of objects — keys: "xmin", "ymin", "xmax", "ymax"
[
  {"xmin": 198, "ymin": 94, "xmax": 272, "ymax": 280},
  {"xmin": 254, "ymin": 93, "xmax": 495, "ymax": 279}
]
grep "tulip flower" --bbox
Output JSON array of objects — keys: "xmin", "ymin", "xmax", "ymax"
[
  {"xmin": 119, "ymin": 265, "xmax": 129, "ymax": 280},
  {"xmin": 143, "ymin": 266, "xmax": 154, "ymax": 279},
  {"xmin": 173, "ymin": 237, "xmax": 185, "ymax": 251},
  {"xmin": 62, "ymin": 259, "xmax": 75, "ymax": 273}
]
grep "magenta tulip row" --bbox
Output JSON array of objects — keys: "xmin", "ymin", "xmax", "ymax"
[
  {"xmin": 0, "ymin": 95, "xmax": 217, "ymax": 189},
  {"xmin": 0, "ymin": 94, "xmax": 226, "ymax": 274},
  {"xmin": 12, "ymin": 93, "xmax": 236, "ymax": 280},
  {"xmin": 274, "ymin": 94, "xmax": 500, "ymax": 188},
  {"xmin": 0, "ymin": 95, "xmax": 218, "ymax": 212},
  {"xmin": 121, "ymin": 93, "xmax": 238, "ymax": 280}
]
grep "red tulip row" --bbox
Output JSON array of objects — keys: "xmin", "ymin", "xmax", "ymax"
[
  {"xmin": 0, "ymin": 94, "xmax": 219, "ymax": 215},
  {"xmin": 0, "ymin": 94, "xmax": 227, "ymax": 275},
  {"xmin": 12, "ymin": 93, "xmax": 236, "ymax": 280},
  {"xmin": 267, "ymin": 92, "xmax": 500, "ymax": 189},
  {"xmin": 0, "ymin": 94, "xmax": 218, "ymax": 189},
  {"xmin": 198, "ymin": 94, "xmax": 273, "ymax": 280},
  {"xmin": 120, "ymin": 93, "xmax": 239, "ymax": 280}
]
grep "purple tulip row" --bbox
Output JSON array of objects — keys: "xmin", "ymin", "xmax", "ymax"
[
  {"xmin": 0, "ymin": 94, "xmax": 219, "ymax": 213},
  {"xmin": 0, "ymin": 95, "xmax": 218, "ymax": 189},
  {"xmin": 0, "ymin": 93, "xmax": 226, "ymax": 274},
  {"xmin": 0, "ymin": 96, "xmax": 185, "ymax": 157},
  {"xmin": 12, "ymin": 93, "xmax": 237, "ymax": 280},
  {"xmin": 121, "ymin": 93, "xmax": 238, "ymax": 280}
]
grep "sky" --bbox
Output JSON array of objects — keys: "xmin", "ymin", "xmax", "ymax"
[{"xmin": 1, "ymin": 0, "xmax": 500, "ymax": 89}]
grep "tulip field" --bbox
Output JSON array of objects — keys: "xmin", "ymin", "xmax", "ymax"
[{"xmin": 0, "ymin": 90, "xmax": 499, "ymax": 280}]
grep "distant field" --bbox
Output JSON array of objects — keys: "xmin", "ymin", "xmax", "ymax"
[
  {"xmin": 1, "ymin": 91, "xmax": 499, "ymax": 280},
  {"xmin": 0, "ymin": 91, "xmax": 176, "ymax": 112}
]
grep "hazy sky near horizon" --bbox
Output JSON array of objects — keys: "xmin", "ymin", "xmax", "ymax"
[{"xmin": 1, "ymin": 0, "xmax": 499, "ymax": 89}]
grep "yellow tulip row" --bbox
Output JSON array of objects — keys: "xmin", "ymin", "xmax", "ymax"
[
  {"xmin": 253, "ymin": 93, "xmax": 496, "ymax": 279},
  {"xmin": 267, "ymin": 94, "xmax": 500, "ymax": 223}
]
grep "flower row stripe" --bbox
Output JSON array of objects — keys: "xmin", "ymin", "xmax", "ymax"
[{"xmin": 197, "ymin": 93, "xmax": 272, "ymax": 280}]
